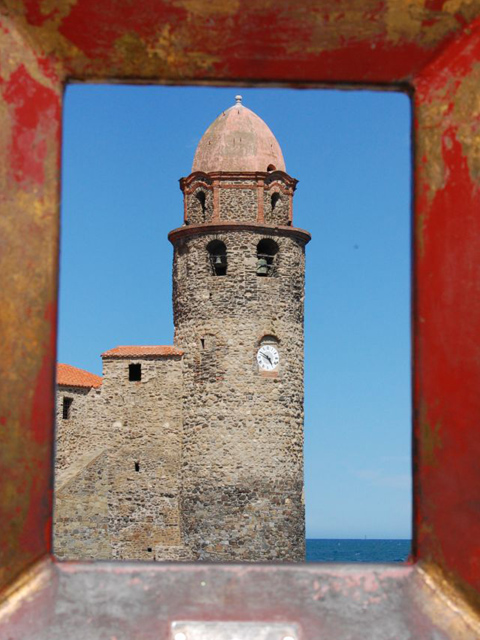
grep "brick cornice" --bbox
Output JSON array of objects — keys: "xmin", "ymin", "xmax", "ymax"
[
  {"xmin": 168, "ymin": 221, "xmax": 311, "ymax": 244},
  {"xmin": 180, "ymin": 170, "xmax": 298, "ymax": 191}
]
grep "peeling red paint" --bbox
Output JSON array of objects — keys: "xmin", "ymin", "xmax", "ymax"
[
  {"xmin": 2, "ymin": 0, "xmax": 480, "ymax": 631},
  {"xmin": 415, "ymin": 16, "xmax": 480, "ymax": 94},
  {"xmin": 29, "ymin": 301, "xmax": 57, "ymax": 447},
  {"xmin": 416, "ymin": 133, "xmax": 480, "ymax": 586},
  {"xmin": 11, "ymin": 0, "xmax": 473, "ymax": 85},
  {"xmin": 24, "ymin": 0, "xmax": 58, "ymax": 27},
  {"xmin": 15, "ymin": 302, "xmax": 57, "ymax": 558},
  {"xmin": 413, "ymin": 23, "xmax": 480, "ymax": 605},
  {"xmin": 59, "ymin": 0, "xmax": 186, "ymax": 57},
  {"xmin": 2, "ymin": 65, "xmax": 60, "ymax": 186}
]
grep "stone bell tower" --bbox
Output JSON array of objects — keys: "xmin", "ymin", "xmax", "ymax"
[{"xmin": 169, "ymin": 96, "xmax": 311, "ymax": 561}]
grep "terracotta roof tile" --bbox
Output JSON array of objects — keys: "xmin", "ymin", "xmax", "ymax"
[
  {"xmin": 101, "ymin": 345, "xmax": 184, "ymax": 358},
  {"xmin": 57, "ymin": 363, "xmax": 102, "ymax": 389}
]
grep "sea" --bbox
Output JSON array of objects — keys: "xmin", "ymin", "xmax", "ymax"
[{"xmin": 306, "ymin": 539, "xmax": 411, "ymax": 563}]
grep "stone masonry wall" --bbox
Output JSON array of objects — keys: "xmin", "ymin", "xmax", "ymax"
[
  {"xmin": 54, "ymin": 385, "xmax": 108, "ymax": 560},
  {"xmin": 172, "ymin": 226, "xmax": 306, "ymax": 561},
  {"xmin": 219, "ymin": 182, "xmax": 257, "ymax": 221},
  {"xmin": 100, "ymin": 356, "xmax": 186, "ymax": 560},
  {"xmin": 263, "ymin": 189, "xmax": 290, "ymax": 225},
  {"xmin": 186, "ymin": 186, "xmax": 213, "ymax": 225},
  {"xmin": 55, "ymin": 385, "xmax": 101, "ymax": 473},
  {"xmin": 182, "ymin": 176, "xmax": 295, "ymax": 227},
  {"xmin": 54, "ymin": 357, "xmax": 187, "ymax": 561},
  {"xmin": 54, "ymin": 450, "xmax": 110, "ymax": 559}
]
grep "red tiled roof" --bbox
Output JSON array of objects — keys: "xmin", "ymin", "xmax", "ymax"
[
  {"xmin": 57, "ymin": 363, "xmax": 102, "ymax": 389},
  {"xmin": 101, "ymin": 345, "xmax": 184, "ymax": 358}
]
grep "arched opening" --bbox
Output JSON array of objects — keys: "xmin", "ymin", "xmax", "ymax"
[
  {"xmin": 256, "ymin": 238, "xmax": 278, "ymax": 277},
  {"xmin": 267, "ymin": 164, "xmax": 276, "ymax": 172},
  {"xmin": 259, "ymin": 334, "xmax": 279, "ymax": 346},
  {"xmin": 271, "ymin": 192, "xmax": 281, "ymax": 211},
  {"xmin": 195, "ymin": 190, "xmax": 206, "ymax": 220},
  {"xmin": 207, "ymin": 240, "xmax": 227, "ymax": 276}
]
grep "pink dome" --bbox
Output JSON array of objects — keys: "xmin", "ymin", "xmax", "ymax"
[{"xmin": 192, "ymin": 96, "xmax": 286, "ymax": 173}]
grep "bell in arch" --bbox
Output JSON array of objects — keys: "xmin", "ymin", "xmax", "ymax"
[{"xmin": 257, "ymin": 257, "xmax": 270, "ymax": 276}]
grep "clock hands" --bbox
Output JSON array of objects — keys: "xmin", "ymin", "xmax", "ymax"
[
  {"xmin": 260, "ymin": 351, "xmax": 273, "ymax": 367},
  {"xmin": 260, "ymin": 352, "xmax": 270, "ymax": 365}
]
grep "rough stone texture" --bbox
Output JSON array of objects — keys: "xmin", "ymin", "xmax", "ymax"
[
  {"xmin": 101, "ymin": 356, "xmax": 184, "ymax": 560},
  {"xmin": 54, "ymin": 104, "xmax": 308, "ymax": 563},
  {"xmin": 54, "ymin": 385, "xmax": 110, "ymax": 560},
  {"xmin": 186, "ymin": 185, "xmax": 214, "ymax": 225},
  {"xmin": 219, "ymin": 183, "xmax": 257, "ymax": 221},
  {"xmin": 264, "ymin": 189, "xmax": 290, "ymax": 225},
  {"xmin": 54, "ymin": 356, "xmax": 188, "ymax": 561},
  {"xmin": 55, "ymin": 385, "xmax": 102, "ymax": 474},
  {"xmin": 54, "ymin": 449, "xmax": 110, "ymax": 560},
  {"xmin": 172, "ymin": 225, "xmax": 307, "ymax": 561}
]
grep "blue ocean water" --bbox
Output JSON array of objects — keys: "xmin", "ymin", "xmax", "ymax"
[{"xmin": 306, "ymin": 539, "xmax": 411, "ymax": 563}]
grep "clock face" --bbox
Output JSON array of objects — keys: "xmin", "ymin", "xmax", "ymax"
[{"xmin": 257, "ymin": 344, "xmax": 280, "ymax": 371}]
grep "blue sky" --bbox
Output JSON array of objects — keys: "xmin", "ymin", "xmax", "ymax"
[{"xmin": 59, "ymin": 85, "xmax": 412, "ymax": 540}]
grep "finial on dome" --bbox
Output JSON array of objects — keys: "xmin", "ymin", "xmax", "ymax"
[{"xmin": 235, "ymin": 95, "xmax": 243, "ymax": 105}]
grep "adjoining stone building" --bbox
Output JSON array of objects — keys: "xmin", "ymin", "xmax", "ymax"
[{"xmin": 54, "ymin": 97, "xmax": 311, "ymax": 562}]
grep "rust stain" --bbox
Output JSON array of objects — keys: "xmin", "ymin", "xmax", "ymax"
[
  {"xmin": 414, "ymin": 36, "xmax": 480, "ymax": 264},
  {"xmin": 0, "ymin": 0, "xmax": 479, "ymax": 83},
  {"xmin": 2, "ymin": 0, "xmax": 480, "ymax": 627},
  {"xmin": 40, "ymin": 0, "xmax": 76, "ymax": 16},
  {"xmin": 0, "ymin": 557, "xmax": 51, "ymax": 613},
  {"xmin": 453, "ymin": 63, "xmax": 480, "ymax": 186},
  {"xmin": 299, "ymin": 2, "xmax": 387, "ymax": 56},
  {"xmin": 415, "ymin": 87, "xmax": 451, "ymax": 204},
  {"xmin": 174, "ymin": 0, "xmax": 240, "ymax": 17},
  {"xmin": 416, "ymin": 522, "xmax": 480, "ymax": 621},
  {"xmin": 385, "ymin": 0, "xmax": 428, "ymax": 45},
  {"xmin": 419, "ymin": 403, "xmax": 442, "ymax": 467},
  {"xmin": 300, "ymin": 0, "xmax": 479, "ymax": 56},
  {"xmin": 444, "ymin": 0, "xmax": 480, "ymax": 23},
  {"xmin": 113, "ymin": 25, "xmax": 219, "ymax": 79},
  {"xmin": 1, "ymin": 0, "xmax": 80, "ymax": 79},
  {"xmin": 418, "ymin": 562, "xmax": 480, "ymax": 630},
  {"xmin": 0, "ymin": 18, "xmax": 60, "ymax": 90},
  {"xmin": 0, "ymin": 10, "xmax": 61, "ymax": 594}
]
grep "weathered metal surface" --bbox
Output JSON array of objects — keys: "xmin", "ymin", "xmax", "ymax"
[
  {"xmin": 170, "ymin": 620, "xmax": 299, "ymax": 640},
  {"xmin": 2, "ymin": 1, "xmax": 480, "ymax": 85},
  {"xmin": 0, "ymin": 10, "xmax": 61, "ymax": 594},
  {"xmin": 1, "ymin": 0, "xmax": 480, "ymax": 637},
  {"xmin": 413, "ymin": 15, "xmax": 480, "ymax": 613},
  {"xmin": 0, "ymin": 560, "xmax": 479, "ymax": 639}
]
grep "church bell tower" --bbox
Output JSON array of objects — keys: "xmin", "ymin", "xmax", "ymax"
[{"xmin": 169, "ymin": 96, "xmax": 311, "ymax": 561}]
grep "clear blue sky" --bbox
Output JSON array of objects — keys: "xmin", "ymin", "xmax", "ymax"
[{"xmin": 59, "ymin": 85, "xmax": 412, "ymax": 540}]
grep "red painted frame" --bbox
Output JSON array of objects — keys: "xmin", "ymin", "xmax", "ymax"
[{"xmin": 1, "ymin": 1, "xmax": 480, "ymax": 637}]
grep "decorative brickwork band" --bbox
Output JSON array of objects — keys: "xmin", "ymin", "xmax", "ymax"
[
  {"xmin": 169, "ymin": 221, "xmax": 311, "ymax": 245},
  {"xmin": 180, "ymin": 172, "xmax": 298, "ymax": 228}
]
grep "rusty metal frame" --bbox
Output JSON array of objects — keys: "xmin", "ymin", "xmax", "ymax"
[{"xmin": 2, "ymin": 1, "xmax": 480, "ymax": 637}]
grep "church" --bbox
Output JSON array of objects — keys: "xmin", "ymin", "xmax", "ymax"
[{"xmin": 54, "ymin": 97, "xmax": 310, "ymax": 562}]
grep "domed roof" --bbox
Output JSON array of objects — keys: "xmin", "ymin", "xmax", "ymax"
[{"xmin": 192, "ymin": 96, "xmax": 286, "ymax": 173}]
